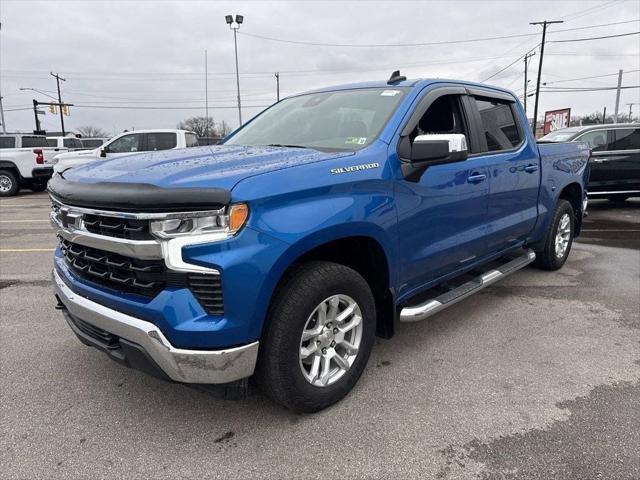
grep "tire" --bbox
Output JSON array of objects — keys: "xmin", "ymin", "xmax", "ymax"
[
  {"xmin": 607, "ymin": 194, "xmax": 629, "ymax": 204},
  {"xmin": 533, "ymin": 199, "xmax": 575, "ymax": 271},
  {"xmin": 0, "ymin": 169, "xmax": 19, "ymax": 197},
  {"xmin": 256, "ymin": 261, "xmax": 376, "ymax": 413}
]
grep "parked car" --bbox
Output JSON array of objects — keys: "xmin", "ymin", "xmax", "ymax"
[
  {"xmin": 52, "ymin": 129, "xmax": 200, "ymax": 173},
  {"xmin": 0, "ymin": 133, "xmax": 58, "ymax": 196},
  {"xmin": 47, "ymin": 136, "xmax": 85, "ymax": 151},
  {"xmin": 49, "ymin": 76, "xmax": 589, "ymax": 412},
  {"xmin": 80, "ymin": 137, "xmax": 108, "ymax": 149},
  {"xmin": 540, "ymin": 123, "xmax": 639, "ymax": 202}
]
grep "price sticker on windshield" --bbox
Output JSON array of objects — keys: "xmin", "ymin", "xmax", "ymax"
[
  {"xmin": 345, "ymin": 137, "xmax": 367, "ymax": 145},
  {"xmin": 380, "ymin": 90, "xmax": 401, "ymax": 96}
]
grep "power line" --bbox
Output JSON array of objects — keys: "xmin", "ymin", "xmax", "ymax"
[
  {"xmin": 540, "ymin": 85, "xmax": 640, "ymax": 92},
  {"xmin": 543, "ymin": 69, "xmax": 640, "ymax": 85},
  {"xmin": 549, "ymin": 31, "xmax": 640, "ymax": 43},
  {"xmin": 562, "ymin": 0, "xmax": 622, "ymax": 22},
  {"xmin": 237, "ymin": 19, "xmax": 638, "ymax": 48},
  {"xmin": 481, "ymin": 45, "xmax": 539, "ymax": 82}
]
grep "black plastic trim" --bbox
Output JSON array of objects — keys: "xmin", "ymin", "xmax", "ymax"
[{"xmin": 48, "ymin": 175, "xmax": 230, "ymax": 212}]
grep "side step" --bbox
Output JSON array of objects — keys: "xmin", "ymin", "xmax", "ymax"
[{"xmin": 399, "ymin": 249, "xmax": 536, "ymax": 323}]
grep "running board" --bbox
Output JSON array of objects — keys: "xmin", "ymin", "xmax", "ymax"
[{"xmin": 399, "ymin": 249, "xmax": 536, "ymax": 323}]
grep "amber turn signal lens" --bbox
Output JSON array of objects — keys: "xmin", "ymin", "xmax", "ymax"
[{"xmin": 229, "ymin": 203, "xmax": 249, "ymax": 233}]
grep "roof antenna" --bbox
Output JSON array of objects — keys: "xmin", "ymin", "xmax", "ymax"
[{"xmin": 387, "ymin": 70, "xmax": 407, "ymax": 85}]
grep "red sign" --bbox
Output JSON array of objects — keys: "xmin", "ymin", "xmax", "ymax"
[{"xmin": 544, "ymin": 108, "xmax": 571, "ymax": 135}]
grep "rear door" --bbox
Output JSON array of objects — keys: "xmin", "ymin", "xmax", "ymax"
[
  {"xmin": 587, "ymin": 127, "xmax": 640, "ymax": 194},
  {"xmin": 467, "ymin": 93, "xmax": 540, "ymax": 252}
]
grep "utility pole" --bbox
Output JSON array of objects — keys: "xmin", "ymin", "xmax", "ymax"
[
  {"xmin": 628, "ymin": 103, "xmax": 639, "ymax": 123},
  {"xmin": 530, "ymin": 20, "xmax": 563, "ymax": 137},
  {"xmin": 523, "ymin": 52, "xmax": 535, "ymax": 114},
  {"xmin": 613, "ymin": 69, "xmax": 623, "ymax": 123},
  {"xmin": 50, "ymin": 72, "xmax": 66, "ymax": 135},
  {"xmin": 205, "ymin": 49, "xmax": 209, "ymax": 137},
  {"xmin": 0, "ymin": 94, "xmax": 6, "ymax": 133},
  {"xmin": 275, "ymin": 72, "xmax": 280, "ymax": 102},
  {"xmin": 602, "ymin": 106, "xmax": 607, "ymax": 124},
  {"xmin": 32, "ymin": 99, "xmax": 42, "ymax": 133}
]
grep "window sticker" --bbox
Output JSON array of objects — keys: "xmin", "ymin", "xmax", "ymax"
[
  {"xmin": 380, "ymin": 90, "xmax": 401, "ymax": 97},
  {"xmin": 345, "ymin": 137, "xmax": 367, "ymax": 145}
]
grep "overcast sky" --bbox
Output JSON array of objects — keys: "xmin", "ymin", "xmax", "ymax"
[{"xmin": 1, "ymin": 0, "xmax": 638, "ymax": 135}]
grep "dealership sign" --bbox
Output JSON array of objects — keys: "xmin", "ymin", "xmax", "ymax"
[{"xmin": 544, "ymin": 108, "xmax": 571, "ymax": 135}]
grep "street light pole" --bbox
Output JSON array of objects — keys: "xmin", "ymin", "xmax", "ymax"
[
  {"xmin": 275, "ymin": 72, "xmax": 280, "ymax": 102},
  {"xmin": 523, "ymin": 52, "xmax": 535, "ymax": 115},
  {"xmin": 226, "ymin": 14, "xmax": 244, "ymax": 127},
  {"xmin": 205, "ymin": 49, "xmax": 209, "ymax": 137},
  {"xmin": 0, "ymin": 94, "xmax": 6, "ymax": 133},
  {"xmin": 530, "ymin": 20, "xmax": 563, "ymax": 137}
]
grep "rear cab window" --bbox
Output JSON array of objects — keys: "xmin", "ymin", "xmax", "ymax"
[
  {"xmin": 21, "ymin": 136, "xmax": 50, "ymax": 148},
  {"xmin": 0, "ymin": 136, "xmax": 16, "ymax": 148},
  {"xmin": 473, "ymin": 97, "xmax": 522, "ymax": 152},
  {"xmin": 185, "ymin": 133, "xmax": 199, "ymax": 148}
]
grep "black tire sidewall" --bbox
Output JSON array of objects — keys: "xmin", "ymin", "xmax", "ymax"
[
  {"xmin": 0, "ymin": 170, "xmax": 19, "ymax": 197},
  {"xmin": 547, "ymin": 200, "xmax": 575, "ymax": 269},
  {"xmin": 259, "ymin": 262, "xmax": 376, "ymax": 412}
]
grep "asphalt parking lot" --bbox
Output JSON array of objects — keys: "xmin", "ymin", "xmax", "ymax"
[{"xmin": 1, "ymin": 192, "xmax": 639, "ymax": 479}]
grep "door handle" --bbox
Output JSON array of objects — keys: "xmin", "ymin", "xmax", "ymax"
[
  {"xmin": 467, "ymin": 173, "xmax": 487, "ymax": 184},
  {"xmin": 524, "ymin": 164, "xmax": 538, "ymax": 173}
]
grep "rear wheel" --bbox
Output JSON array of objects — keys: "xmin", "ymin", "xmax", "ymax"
[
  {"xmin": 0, "ymin": 170, "xmax": 19, "ymax": 197},
  {"xmin": 256, "ymin": 261, "xmax": 375, "ymax": 413},
  {"xmin": 533, "ymin": 199, "xmax": 575, "ymax": 271}
]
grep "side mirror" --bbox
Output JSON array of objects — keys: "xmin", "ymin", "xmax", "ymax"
[
  {"xmin": 100, "ymin": 148, "xmax": 108, "ymax": 157},
  {"xmin": 399, "ymin": 133, "xmax": 468, "ymax": 182}
]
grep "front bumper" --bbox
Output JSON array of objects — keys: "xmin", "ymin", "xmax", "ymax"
[{"xmin": 53, "ymin": 269, "xmax": 259, "ymax": 384}]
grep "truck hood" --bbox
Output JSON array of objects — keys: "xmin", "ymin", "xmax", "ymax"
[{"xmin": 62, "ymin": 145, "xmax": 353, "ymax": 192}]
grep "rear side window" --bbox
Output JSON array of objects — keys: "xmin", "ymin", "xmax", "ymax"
[
  {"xmin": 185, "ymin": 133, "xmax": 199, "ymax": 148},
  {"xmin": 609, "ymin": 128, "xmax": 640, "ymax": 151},
  {"xmin": 21, "ymin": 136, "xmax": 49, "ymax": 148},
  {"xmin": 63, "ymin": 138, "xmax": 83, "ymax": 148},
  {"xmin": 474, "ymin": 97, "xmax": 522, "ymax": 152},
  {"xmin": 82, "ymin": 139, "xmax": 105, "ymax": 148},
  {"xmin": 0, "ymin": 137, "xmax": 16, "ymax": 148},
  {"xmin": 146, "ymin": 133, "xmax": 177, "ymax": 151},
  {"xmin": 47, "ymin": 139, "xmax": 58, "ymax": 147},
  {"xmin": 575, "ymin": 130, "xmax": 609, "ymax": 152}
]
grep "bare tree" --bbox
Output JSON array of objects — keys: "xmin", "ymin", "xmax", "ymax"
[
  {"xmin": 177, "ymin": 116, "xmax": 217, "ymax": 137},
  {"xmin": 76, "ymin": 125, "xmax": 109, "ymax": 138}
]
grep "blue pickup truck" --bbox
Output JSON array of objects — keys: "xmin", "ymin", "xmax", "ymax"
[{"xmin": 49, "ymin": 74, "xmax": 589, "ymax": 412}]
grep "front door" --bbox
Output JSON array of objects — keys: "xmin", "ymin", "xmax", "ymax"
[{"xmin": 395, "ymin": 93, "xmax": 489, "ymax": 298}]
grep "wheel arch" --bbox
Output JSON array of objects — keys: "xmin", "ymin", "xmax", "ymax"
[{"xmin": 558, "ymin": 182, "xmax": 584, "ymax": 235}]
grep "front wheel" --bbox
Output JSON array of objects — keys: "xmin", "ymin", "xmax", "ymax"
[
  {"xmin": 0, "ymin": 170, "xmax": 19, "ymax": 197},
  {"xmin": 256, "ymin": 261, "xmax": 376, "ymax": 413},
  {"xmin": 533, "ymin": 199, "xmax": 575, "ymax": 271}
]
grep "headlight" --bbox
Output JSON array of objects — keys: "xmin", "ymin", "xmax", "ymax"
[{"xmin": 150, "ymin": 203, "xmax": 249, "ymax": 239}]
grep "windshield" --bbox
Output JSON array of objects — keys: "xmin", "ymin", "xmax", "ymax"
[
  {"xmin": 225, "ymin": 87, "xmax": 407, "ymax": 151},
  {"xmin": 539, "ymin": 130, "xmax": 578, "ymax": 142}
]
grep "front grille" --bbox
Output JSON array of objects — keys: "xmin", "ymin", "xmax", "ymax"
[
  {"xmin": 60, "ymin": 238, "xmax": 167, "ymax": 297},
  {"xmin": 188, "ymin": 274, "xmax": 224, "ymax": 315},
  {"xmin": 83, "ymin": 214, "xmax": 152, "ymax": 240}
]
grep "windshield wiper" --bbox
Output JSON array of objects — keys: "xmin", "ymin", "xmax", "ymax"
[{"xmin": 265, "ymin": 143, "xmax": 308, "ymax": 149}]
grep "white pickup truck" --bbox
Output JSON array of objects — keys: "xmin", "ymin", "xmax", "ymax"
[
  {"xmin": 53, "ymin": 129, "xmax": 199, "ymax": 173},
  {"xmin": 0, "ymin": 134, "xmax": 59, "ymax": 196}
]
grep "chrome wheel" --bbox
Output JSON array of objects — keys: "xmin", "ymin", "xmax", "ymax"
[
  {"xmin": 0, "ymin": 174, "xmax": 13, "ymax": 193},
  {"xmin": 555, "ymin": 213, "xmax": 571, "ymax": 258},
  {"xmin": 299, "ymin": 294, "xmax": 363, "ymax": 387}
]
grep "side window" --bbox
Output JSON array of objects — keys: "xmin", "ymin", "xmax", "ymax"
[
  {"xmin": 108, "ymin": 134, "xmax": 142, "ymax": 153},
  {"xmin": 473, "ymin": 97, "xmax": 521, "ymax": 152},
  {"xmin": 63, "ymin": 138, "xmax": 83, "ymax": 148},
  {"xmin": 21, "ymin": 136, "xmax": 49, "ymax": 148},
  {"xmin": 575, "ymin": 130, "xmax": 609, "ymax": 152},
  {"xmin": 185, "ymin": 133, "xmax": 199, "ymax": 148},
  {"xmin": 47, "ymin": 139, "xmax": 58, "ymax": 147},
  {"xmin": 412, "ymin": 95, "xmax": 468, "ymax": 139},
  {"xmin": 0, "ymin": 137, "xmax": 16, "ymax": 148},
  {"xmin": 609, "ymin": 128, "xmax": 640, "ymax": 151},
  {"xmin": 146, "ymin": 133, "xmax": 177, "ymax": 151}
]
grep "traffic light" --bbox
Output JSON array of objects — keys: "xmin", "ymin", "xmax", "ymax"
[
  {"xmin": 49, "ymin": 103, "xmax": 57, "ymax": 114},
  {"xmin": 62, "ymin": 104, "xmax": 70, "ymax": 116}
]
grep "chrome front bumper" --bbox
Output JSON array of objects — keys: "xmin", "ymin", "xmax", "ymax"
[{"xmin": 53, "ymin": 269, "xmax": 259, "ymax": 384}]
